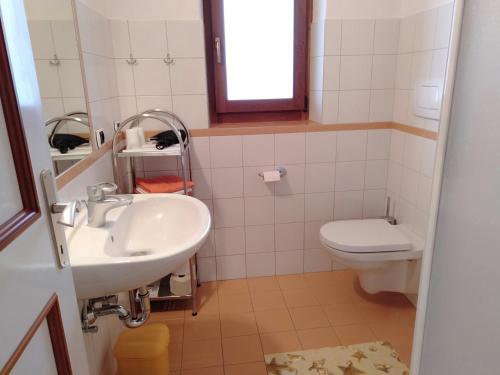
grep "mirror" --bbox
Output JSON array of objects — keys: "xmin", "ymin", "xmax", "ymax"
[{"xmin": 23, "ymin": 0, "xmax": 91, "ymax": 176}]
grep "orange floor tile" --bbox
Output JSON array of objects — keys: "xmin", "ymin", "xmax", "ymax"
[{"xmin": 151, "ymin": 270, "xmax": 416, "ymax": 374}]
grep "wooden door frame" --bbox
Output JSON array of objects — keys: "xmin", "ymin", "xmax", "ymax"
[
  {"xmin": 0, "ymin": 294, "xmax": 72, "ymax": 374},
  {"xmin": 0, "ymin": 16, "xmax": 40, "ymax": 251}
]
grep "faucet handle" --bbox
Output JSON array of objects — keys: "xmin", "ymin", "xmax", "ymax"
[
  {"xmin": 52, "ymin": 200, "xmax": 81, "ymax": 227},
  {"xmin": 87, "ymin": 182, "xmax": 118, "ymax": 201}
]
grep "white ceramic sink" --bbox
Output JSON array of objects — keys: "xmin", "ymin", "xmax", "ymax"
[{"xmin": 66, "ymin": 194, "xmax": 211, "ymax": 299}]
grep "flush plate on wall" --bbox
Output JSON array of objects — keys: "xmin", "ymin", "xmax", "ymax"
[
  {"xmin": 414, "ymin": 81, "xmax": 443, "ymax": 120},
  {"xmin": 95, "ymin": 128, "xmax": 105, "ymax": 148}
]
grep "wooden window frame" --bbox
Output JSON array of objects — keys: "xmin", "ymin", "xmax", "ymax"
[
  {"xmin": 0, "ymin": 294, "xmax": 73, "ymax": 375},
  {"xmin": 204, "ymin": 0, "xmax": 311, "ymax": 123},
  {"xmin": 0, "ymin": 18, "xmax": 40, "ymax": 251}
]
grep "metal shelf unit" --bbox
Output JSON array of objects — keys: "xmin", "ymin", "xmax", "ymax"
[{"xmin": 111, "ymin": 109, "xmax": 200, "ymax": 316}]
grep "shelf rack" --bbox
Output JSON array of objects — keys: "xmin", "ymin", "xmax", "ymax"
[{"xmin": 111, "ymin": 109, "xmax": 200, "ymax": 316}]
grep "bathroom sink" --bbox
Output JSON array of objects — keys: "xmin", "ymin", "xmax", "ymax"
[{"xmin": 66, "ymin": 194, "xmax": 211, "ymax": 299}]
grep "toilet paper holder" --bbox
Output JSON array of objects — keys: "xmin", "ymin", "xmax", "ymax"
[{"xmin": 258, "ymin": 166, "xmax": 287, "ymax": 179}]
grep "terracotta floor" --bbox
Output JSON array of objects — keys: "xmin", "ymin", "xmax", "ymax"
[{"xmin": 147, "ymin": 270, "xmax": 416, "ymax": 375}]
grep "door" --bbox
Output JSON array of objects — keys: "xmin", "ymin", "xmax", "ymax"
[
  {"xmin": 418, "ymin": 0, "xmax": 500, "ymax": 374},
  {"xmin": 0, "ymin": 1, "xmax": 89, "ymax": 374}
]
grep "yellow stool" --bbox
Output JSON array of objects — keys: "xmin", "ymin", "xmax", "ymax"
[{"xmin": 113, "ymin": 323, "xmax": 170, "ymax": 375}]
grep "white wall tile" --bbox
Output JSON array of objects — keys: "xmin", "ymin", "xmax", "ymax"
[
  {"xmin": 191, "ymin": 168, "xmax": 212, "ymax": 199},
  {"xmin": 136, "ymin": 95, "xmax": 172, "ymax": 113},
  {"xmin": 410, "ymin": 51, "xmax": 433, "ymax": 88},
  {"xmin": 110, "ymin": 20, "xmax": 130, "ymax": 58},
  {"xmin": 244, "ymin": 196, "xmax": 275, "ymax": 225},
  {"xmin": 171, "ymin": 95, "xmax": 209, "ymax": 129},
  {"xmin": 334, "ymin": 191, "xmax": 364, "ymax": 220},
  {"xmin": 276, "ymin": 251, "xmax": 304, "ymax": 275},
  {"xmin": 114, "ymin": 60, "xmax": 135, "ymax": 96},
  {"xmin": 198, "ymin": 230, "xmax": 215, "ymax": 257},
  {"xmin": 28, "ymin": 21, "xmax": 54, "ymax": 59},
  {"xmin": 242, "ymin": 135, "xmax": 274, "ymax": 166},
  {"xmin": 275, "ymin": 164, "xmax": 305, "ymax": 195},
  {"xmin": 213, "ymin": 198, "xmax": 244, "ymax": 228},
  {"xmin": 434, "ymin": 3, "xmax": 453, "ymax": 49},
  {"xmin": 308, "ymin": 90, "xmax": 323, "ymax": 123},
  {"xmin": 395, "ymin": 198, "xmax": 416, "ymax": 229},
  {"xmin": 305, "ymin": 163, "xmax": 335, "ymax": 193},
  {"xmin": 170, "ymin": 58, "xmax": 207, "ymax": 95},
  {"xmin": 420, "ymin": 138, "xmax": 437, "ymax": 178},
  {"xmin": 417, "ymin": 175, "xmax": 433, "ymax": 212},
  {"xmin": 365, "ymin": 160, "xmax": 388, "ymax": 189},
  {"xmin": 215, "ymin": 227, "xmax": 245, "ymax": 256},
  {"xmin": 374, "ymin": 19, "xmax": 400, "ymax": 54},
  {"xmin": 304, "ymin": 221, "xmax": 327, "ymax": 249},
  {"xmin": 413, "ymin": 208, "xmax": 429, "ymax": 237},
  {"xmin": 35, "ymin": 61, "xmax": 61, "ymax": 98},
  {"xmin": 390, "ymin": 130, "xmax": 405, "ymax": 162},
  {"xmin": 339, "ymin": 55, "xmax": 373, "ymax": 90},
  {"xmin": 243, "ymin": 166, "xmax": 275, "ymax": 197},
  {"xmin": 413, "ymin": 9, "xmax": 438, "ymax": 51},
  {"xmin": 310, "ymin": 22, "xmax": 325, "ymax": 57},
  {"xmin": 430, "ymin": 48, "xmax": 448, "ymax": 85},
  {"xmin": 387, "ymin": 161, "xmax": 403, "ymax": 193},
  {"xmin": 398, "ymin": 16, "xmax": 416, "ymax": 54},
  {"xmin": 167, "ymin": 20, "xmax": 205, "ymax": 58},
  {"xmin": 306, "ymin": 132, "xmax": 336, "ymax": 163},
  {"xmin": 324, "ymin": 19, "xmax": 341, "ymax": 55},
  {"xmin": 198, "ymin": 257, "xmax": 217, "ymax": 282},
  {"xmin": 403, "ymin": 134, "xmax": 423, "ymax": 171},
  {"xmin": 210, "ymin": 136, "xmax": 242, "ymax": 168},
  {"xmin": 400, "ymin": 168, "xmax": 419, "ymax": 204},
  {"xmin": 321, "ymin": 91, "xmax": 339, "ymax": 123},
  {"xmin": 211, "ymin": 168, "xmax": 243, "ymax": 198},
  {"xmin": 52, "ymin": 20, "xmax": 79, "ymax": 59},
  {"xmin": 129, "ymin": 21, "xmax": 167, "ymax": 58},
  {"xmin": 338, "ymin": 91, "xmax": 370, "ymax": 123},
  {"xmin": 337, "ymin": 131, "xmax": 367, "ymax": 161},
  {"xmin": 275, "ymin": 223, "xmax": 304, "ymax": 251},
  {"xmin": 245, "ymin": 225, "xmax": 275, "ymax": 253},
  {"xmin": 275, "ymin": 133, "xmax": 305, "ymax": 165},
  {"xmin": 341, "ymin": 20, "xmax": 375, "ymax": 55},
  {"xmin": 191, "ymin": 137, "xmax": 211, "ymax": 169},
  {"xmin": 133, "ymin": 59, "xmax": 171, "ymax": 95},
  {"xmin": 323, "ymin": 56, "xmax": 341, "ymax": 90},
  {"xmin": 304, "ymin": 249, "xmax": 332, "ymax": 273},
  {"xmin": 58, "ymin": 60, "xmax": 85, "ymax": 97},
  {"xmin": 393, "ymin": 90, "xmax": 410, "ymax": 124},
  {"xmin": 246, "ymin": 253, "xmax": 275, "ymax": 277},
  {"xmin": 369, "ymin": 90, "xmax": 395, "ymax": 122},
  {"xmin": 395, "ymin": 54, "xmax": 413, "ymax": 89},
  {"xmin": 275, "ymin": 194, "xmax": 305, "ymax": 223},
  {"xmin": 216, "ymin": 255, "xmax": 246, "ymax": 280},
  {"xmin": 335, "ymin": 161, "xmax": 365, "ymax": 191},
  {"xmin": 363, "ymin": 189, "xmax": 387, "ymax": 218},
  {"xmin": 305, "ymin": 192, "xmax": 334, "ymax": 221},
  {"xmin": 367, "ymin": 129, "xmax": 391, "ymax": 159},
  {"xmin": 371, "ymin": 55, "xmax": 397, "ymax": 89}
]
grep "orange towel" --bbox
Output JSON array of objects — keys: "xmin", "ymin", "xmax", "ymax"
[{"xmin": 135, "ymin": 175, "xmax": 194, "ymax": 194}]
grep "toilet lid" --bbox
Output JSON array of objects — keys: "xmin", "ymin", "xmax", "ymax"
[{"xmin": 320, "ymin": 219, "xmax": 412, "ymax": 253}]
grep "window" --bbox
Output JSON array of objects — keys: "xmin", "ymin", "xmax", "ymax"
[{"xmin": 204, "ymin": 0, "xmax": 309, "ymax": 122}]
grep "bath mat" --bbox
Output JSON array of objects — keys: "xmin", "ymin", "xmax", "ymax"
[{"xmin": 265, "ymin": 341, "xmax": 409, "ymax": 375}]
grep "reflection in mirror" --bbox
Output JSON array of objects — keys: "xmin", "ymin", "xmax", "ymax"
[{"xmin": 23, "ymin": 0, "xmax": 91, "ymax": 175}]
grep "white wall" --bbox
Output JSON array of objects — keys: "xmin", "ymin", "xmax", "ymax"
[
  {"xmin": 326, "ymin": 0, "xmax": 402, "ymax": 19},
  {"xmin": 401, "ymin": 0, "xmax": 453, "ymax": 18},
  {"xmin": 23, "ymin": 0, "xmax": 73, "ymax": 20},
  {"xmin": 79, "ymin": 0, "xmax": 202, "ymax": 20}
]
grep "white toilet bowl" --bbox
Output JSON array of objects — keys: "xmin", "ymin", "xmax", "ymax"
[{"xmin": 320, "ymin": 219, "xmax": 423, "ymax": 294}]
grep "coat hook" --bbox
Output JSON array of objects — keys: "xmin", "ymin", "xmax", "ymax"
[
  {"xmin": 49, "ymin": 54, "xmax": 60, "ymax": 66},
  {"xmin": 163, "ymin": 53, "xmax": 174, "ymax": 65},
  {"xmin": 126, "ymin": 54, "xmax": 137, "ymax": 65}
]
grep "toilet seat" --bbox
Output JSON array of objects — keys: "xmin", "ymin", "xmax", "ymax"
[{"xmin": 320, "ymin": 219, "xmax": 423, "ymax": 261}]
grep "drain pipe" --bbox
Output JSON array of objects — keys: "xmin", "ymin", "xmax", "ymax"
[{"xmin": 82, "ymin": 287, "xmax": 151, "ymax": 332}]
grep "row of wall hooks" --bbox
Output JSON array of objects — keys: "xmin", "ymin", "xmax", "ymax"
[{"xmin": 126, "ymin": 53, "xmax": 174, "ymax": 65}]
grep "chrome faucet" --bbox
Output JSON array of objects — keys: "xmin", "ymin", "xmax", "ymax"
[{"xmin": 86, "ymin": 183, "xmax": 133, "ymax": 227}]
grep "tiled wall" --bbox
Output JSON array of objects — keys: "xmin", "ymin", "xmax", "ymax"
[
  {"xmin": 140, "ymin": 129, "xmax": 392, "ymax": 281},
  {"xmin": 393, "ymin": 3, "xmax": 453, "ymax": 132},
  {"xmin": 28, "ymin": 19, "xmax": 87, "ymax": 124},
  {"xmin": 110, "ymin": 19, "xmax": 209, "ymax": 129},
  {"xmin": 75, "ymin": 0, "xmax": 121, "ymax": 142},
  {"xmin": 310, "ymin": 18, "xmax": 400, "ymax": 124}
]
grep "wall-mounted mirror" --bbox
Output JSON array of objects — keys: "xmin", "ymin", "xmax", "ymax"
[{"xmin": 24, "ymin": 0, "xmax": 92, "ymax": 176}]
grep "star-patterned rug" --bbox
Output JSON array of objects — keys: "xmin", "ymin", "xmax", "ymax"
[{"xmin": 264, "ymin": 341, "xmax": 409, "ymax": 375}]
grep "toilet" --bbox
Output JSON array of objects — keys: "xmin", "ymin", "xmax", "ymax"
[{"xmin": 320, "ymin": 219, "xmax": 423, "ymax": 294}]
